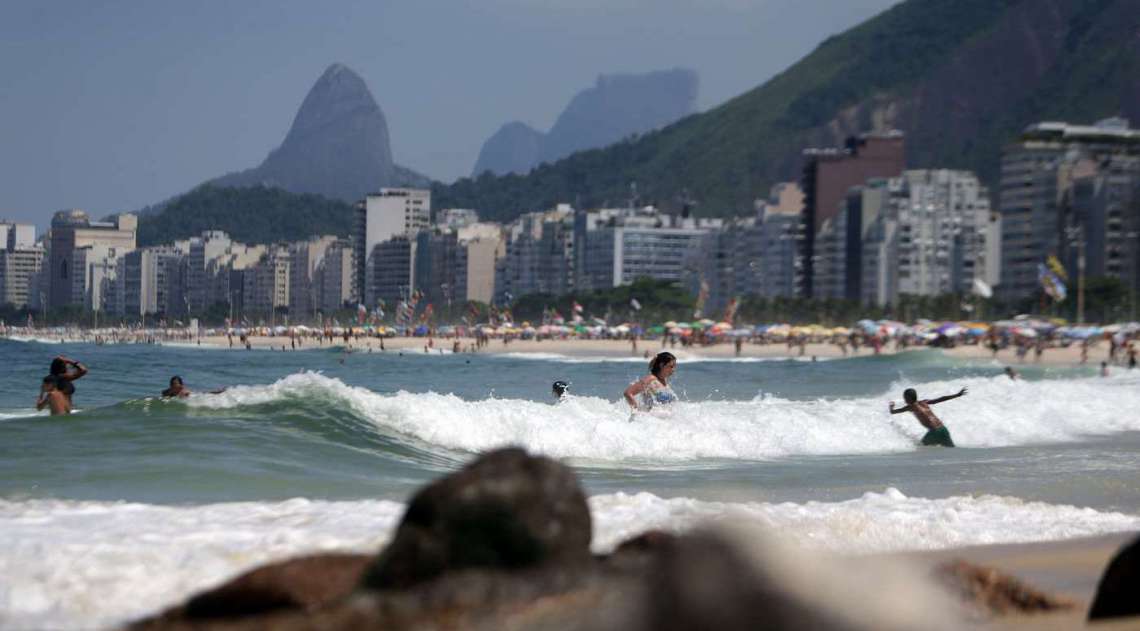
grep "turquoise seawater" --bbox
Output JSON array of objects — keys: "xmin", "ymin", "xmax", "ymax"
[{"xmin": 1, "ymin": 338, "xmax": 1138, "ymax": 628}]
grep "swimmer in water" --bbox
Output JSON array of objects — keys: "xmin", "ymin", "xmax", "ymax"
[
  {"xmin": 47, "ymin": 355, "xmax": 87, "ymax": 407},
  {"xmin": 552, "ymin": 380, "xmax": 569, "ymax": 402},
  {"xmin": 161, "ymin": 376, "xmax": 191, "ymax": 398},
  {"xmin": 888, "ymin": 386, "xmax": 967, "ymax": 447},
  {"xmin": 36, "ymin": 376, "xmax": 71, "ymax": 415},
  {"xmin": 623, "ymin": 352, "xmax": 678, "ymax": 412}
]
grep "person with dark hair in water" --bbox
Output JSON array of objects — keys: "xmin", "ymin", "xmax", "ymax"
[
  {"xmin": 36, "ymin": 376, "xmax": 71, "ymax": 415},
  {"xmin": 47, "ymin": 355, "xmax": 87, "ymax": 407},
  {"xmin": 623, "ymin": 352, "xmax": 678, "ymax": 412},
  {"xmin": 552, "ymin": 380, "xmax": 569, "ymax": 402},
  {"xmin": 889, "ymin": 386, "xmax": 967, "ymax": 447},
  {"xmin": 161, "ymin": 376, "xmax": 191, "ymax": 398}
]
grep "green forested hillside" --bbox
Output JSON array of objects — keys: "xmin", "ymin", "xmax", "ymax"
[
  {"xmin": 435, "ymin": 0, "xmax": 1139, "ymax": 221},
  {"xmin": 137, "ymin": 185, "xmax": 353, "ymax": 246}
]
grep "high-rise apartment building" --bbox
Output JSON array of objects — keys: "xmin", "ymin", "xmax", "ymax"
[
  {"xmin": 415, "ymin": 230, "xmax": 467, "ymax": 308},
  {"xmin": 848, "ymin": 170, "xmax": 995, "ymax": 306},
  {"xmin": 354, "ymin": 188, "xmax": 430, "ymax": 304},
  {"xmin": 799, "ymin": 131, "xmax": 905, "ymax": 297},
  {"xmin": 495, "ymin": 207, "xmax": 574, "ymax": 302},
  {"xmin": 242, "ymin": 246, "xmax": 291, "ymax": 319},
  {"xmin": 288, "ymin": 236, "xmax": 338, "ymax": 318},
  {"xmin": 457, "ymin": 223, "xmax": 504, "ymax": 305},
  {"xmin": 0, "ymin": 222, "xmax": 44, "ymax": 309},
  {"xmin": 313, "ymin": 239, "xmax": 354, "ymax": 313},
  {"xmin": 573, "ymin": 206, "xmax": 718, "ymax": 293},
  {"xmin": 47, "ymin": 210, "xmax": 136, "ymax": 309},
  {"xmin": 999, "ymin": 118, "xmax": 1140, "ymax": 300}
]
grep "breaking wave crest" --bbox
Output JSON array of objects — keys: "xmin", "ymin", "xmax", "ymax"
[{"xmin": 173, "ymin": 370, "xmax": 1140, "ymax": 462}]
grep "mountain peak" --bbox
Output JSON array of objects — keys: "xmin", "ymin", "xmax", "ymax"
[{"xmin": 211, "ymin": 63, "xmax": 399, "ymax": 201}]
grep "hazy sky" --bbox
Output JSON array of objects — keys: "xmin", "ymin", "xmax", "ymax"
[{"xmin": 0, "ymin": 0, "xmax": 898, "ymax": 227}]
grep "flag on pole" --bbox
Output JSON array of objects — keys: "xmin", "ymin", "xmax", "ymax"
[
  {"xmin": 1038, "ymin": 263, "xmax": 1067, "ymax": 302},
  {"xmin": 1047, "ymin": 255, "xmax": 1069, "ymax": 282}
]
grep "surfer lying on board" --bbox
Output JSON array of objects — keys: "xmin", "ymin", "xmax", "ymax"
[
  {"xmin": 37, "ymin": 376, "xmax": 71, "ymax": 415},
  {"xmin": 888, "ymin": 387, "xmax": 967, "ymax": 447},
  {"xmin": 624, "ymin": 352, "xmax": 678, "ymax": 412}
]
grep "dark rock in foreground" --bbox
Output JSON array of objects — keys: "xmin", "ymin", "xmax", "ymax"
[
  {"xmin": 1089, "ymin": 534, "xmax": 1140, "ymax": 620},
  {"xmin": 134, "ymin": 448, "xmax": 1084, "ymax": 630},
  {"xmin": 135, "ymin": 554, "xmax": 372, "ymax": 627},
  {"xmin": 361, "ymin": 446, "xmax": 592, "ymax": 590}
]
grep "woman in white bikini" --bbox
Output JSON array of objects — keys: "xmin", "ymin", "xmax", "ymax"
[{"xmin": 623, "ymin": 352, "xmax": 678, "ymax": 412}]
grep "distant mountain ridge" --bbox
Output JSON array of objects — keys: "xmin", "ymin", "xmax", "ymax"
[
  {"xmin": 439, "ymin": 0, "xmax": 1140, "ymax": 223},
  {"xmin": 472, "ymin": 68, "xmax": 699, "ymax": 177}
]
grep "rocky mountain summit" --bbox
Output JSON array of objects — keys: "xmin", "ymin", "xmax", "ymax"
[
  {"xmin": 472, "ymin": 68, "xmax": 699, "ymax": 177},
  {"xmin": 210, "ymin": 63, "xmax": 426, "ymax": 202}
]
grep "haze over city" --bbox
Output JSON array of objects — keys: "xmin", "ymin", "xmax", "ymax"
[{"xmin": 0, "ymin": 0, "xmax": 898, "ymax": 226}]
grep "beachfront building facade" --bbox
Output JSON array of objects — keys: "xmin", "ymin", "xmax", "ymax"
[
  {"xmin": 458, "ymin": 223, "xmax": 505, "ymax": 305},
  {"xmin": 242, "ymin": 246, "xmax": 291, "ymax": 319},
  {"xmin": 354, "ymin": 188, "xmax": 430, "ymax": 305},
  {"xmin": 573, "ymin": 206, "xmax": 719, "ymax": 292},
  {"xmin": 46, "ymin": 210, "xmax": 137, "ymax": 309},
  {"xmin": 0, "ymin": 222, "xmax": 44, "ymax": 309},
  {"xmin": 415, "ymin": 229, "xmax": 468, "ymax": 309},
  {"xmin": 118, "ymin": 245, "xmax": 189, "ymax": 317},
  {"xmin": 288, "ymin": 236, "xmax": 339, "ymax": 319},
  {"xmin": 998, "ymin": 118, "xmax": 1140, "ymax": 300},
  {"xmin": 1058, "ymin": 151, "xmax": 1140, "ymax": 299},
  {"xmin": 799, "ymin": 131, "xmax": 905, "ymax": 297},
  {"xmin": 845, "ymin": 170, "xmax": 995, "ymax": 307},
  {"xmin": 494, "ymin": 206, "xmax": 574, "ymax": 303},
  {"xmin": 312, "ymin": 238, "xmax": 354, "ymax": 313}
]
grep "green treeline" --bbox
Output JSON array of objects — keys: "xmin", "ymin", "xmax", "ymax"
[{"xmin": 137, "ymin": 185, "xmax": 354, "ymax": 247}]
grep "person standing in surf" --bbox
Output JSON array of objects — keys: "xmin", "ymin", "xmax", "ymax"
[
  {"xmin": 47, "ymin": 355, "xmax": 87, "ymax": 407},
  {"xmin": 624, "ymin": 352, "xmax": 678, "ymax": 412},
  {"xmin": 888, "ymin": 386, "xmax": 967, "ymax": 447}
]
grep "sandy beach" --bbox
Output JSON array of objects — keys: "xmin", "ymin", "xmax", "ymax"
[
  {"xmin": 188, "ymin": 333, "xmax": 1127, "ymax": 369},
  {"xmin": 896, "ymin": 532, "xmax": 1140, "ymax": 629}
]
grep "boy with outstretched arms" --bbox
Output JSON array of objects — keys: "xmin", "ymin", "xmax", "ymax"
[{"xmin": 889, "ymin": 387, "xmax": 967, "ymax": 447}]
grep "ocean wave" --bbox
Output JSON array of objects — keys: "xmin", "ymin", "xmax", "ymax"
[
  {"xmin": 0, "ymin": 336, "xmax": 66, "ymax": 344},
  {"xmin": 1, "ymin": 489, "xmax": 1135, "ymax": 630},
  {"xmin": 183, "ymin": 371, "xmax": 1140, "ymax": 462}
]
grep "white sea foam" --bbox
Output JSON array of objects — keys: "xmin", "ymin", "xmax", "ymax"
[
  {"xmin": 1, "ymin": 336, "xmax": 65, "ymax": 344},
  {"xmin": 1, "ymin": 490, "xmax": 1136, "ymax": 630},
  {"xmin": 189, "ymin": 371, "xmax": 1140, "ymax": 461}
]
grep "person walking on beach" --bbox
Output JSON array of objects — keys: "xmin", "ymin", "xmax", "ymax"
[
  {"xmin": 888, "ymin": 386, "xmax": 967, "ymax": 447},
  {"xmin": 36, "ymin": 376, "xmax": 71, "ymax": 415},
  {"xmin": 47, "ymin": 355, "xmax": 87, "ymax": 407},
  {"xmin": 624, "ymin": 352, "xmax": 678, "ymax": 412}
]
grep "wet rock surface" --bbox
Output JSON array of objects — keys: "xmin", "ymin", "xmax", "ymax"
[{"xmin": 1089, "ymin": 534, "xmax": 1140, "ymax": 620}]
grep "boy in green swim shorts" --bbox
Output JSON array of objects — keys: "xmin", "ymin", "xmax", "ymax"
[{"xmin": 888, "ymin": 386, "xmax": 967, "ymax": 447}]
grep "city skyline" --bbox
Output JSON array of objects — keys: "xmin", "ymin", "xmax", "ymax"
[{"xmin": 0, "ymin": 0, "xmax": 899, "ymax": 227}]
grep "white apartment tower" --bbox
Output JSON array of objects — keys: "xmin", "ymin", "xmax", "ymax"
[{"xmin": 354, "ymin": 188, "xmax": 431, "ymax": 305}]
